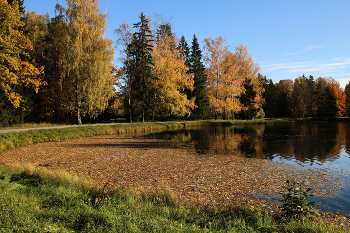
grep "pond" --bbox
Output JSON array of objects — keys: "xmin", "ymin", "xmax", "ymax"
[{"xmin": 144, "ymin": 121, "xmax": 350, "ymax": 215}]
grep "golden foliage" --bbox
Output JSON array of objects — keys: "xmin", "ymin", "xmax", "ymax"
[
  {"xmin": 152, "ymin": 35, "xmax": 195, "ymax": 116},
  {"xmin": 0, "ymin": 0, "xmax": 43, "ymax": 108},
  {"xmin": 56, "ymin": 0, "xmax": 115, "ymax": 123},
  {"xmin": 234, "ymin": 45, "xmax": 263, "ymax": 114},
  {"xmin": 328, "ymin": 77, "xmax": 347, "ymax": 116},
  {"xmin": 204, "ymin": 37, "xmax": 244, "ymax": 117}
]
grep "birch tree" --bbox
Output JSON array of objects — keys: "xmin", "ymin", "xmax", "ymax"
[
  {"xmin": 152, "ymin": 24, "xmax": 195, "ymax": 118},
  {"xmin": 235, "ymin": 45, "xmax": 263, "ymax": 119},
  {"xmin": 56, "ymin": 0, "xmax": 115, "ymax": 125},
  {"xmin": 204, "ymin": 37, "xmax": 243, "ymax": 119}
]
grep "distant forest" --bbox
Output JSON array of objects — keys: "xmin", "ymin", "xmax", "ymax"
[{"xmin": 1, "ymin": 0, "xmax": 350, "ymax": 126}]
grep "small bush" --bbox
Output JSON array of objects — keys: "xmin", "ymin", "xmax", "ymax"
[{"xmin": 279, "ymin": 180, "xmax": 319, "ymax": 220}]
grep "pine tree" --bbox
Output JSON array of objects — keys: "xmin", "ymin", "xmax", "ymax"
[
  {"xmin": 262, "ymin": 77, "xmax": 278, "ymax": 118},
  {"xmin": 125, "ymin": 12, "xmax": 155, "ymax": 122},
  {"xmin": 177, "ymin": 35, "xmax": 190, "ymax": 67},
  {"xmin": 189, "ymin": 35, "xmax": 209, "ymax": 119}
]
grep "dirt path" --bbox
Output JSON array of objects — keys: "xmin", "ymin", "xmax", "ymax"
[
  {"xmin": 0, "ymin": 134, "xmax": 337, "ymax": 209},
  {"xmin": 0, "ymin": 123, "xmax": 127, "ymax": 134}
]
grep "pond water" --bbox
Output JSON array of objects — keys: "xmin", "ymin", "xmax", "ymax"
[{"xmin": 144, "ymin": 121, "xmax": 350, "ymax": 215}]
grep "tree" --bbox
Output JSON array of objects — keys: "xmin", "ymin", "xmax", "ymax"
[
  {"xmin": 328, "ymin": 77, "xmax": 346, "ymax": 116},
  {"xmin": 275, "ymin": 80, "xmax": 293, "ymax": 117},
  {"xmin": 291, "ymin": 75, "xmax": 309, "ymax": 118},
  {"xmin": 316, "ymin": 77, "xmax": 334, "ymax": 117},
  {"xmin": 0, "ymin": 0, "xmax": 43, "ymax": 125},
  {"xmin": 262, "ymin": 77, "xmax": 278, "ymax": 118},
  {"xmin": 152, "ymin": 24, "xmax": 195, "ymax": 118},
  {"xmin": 315, "ymin": 77, "xmax": 346, "ymax": 118},
  {"xmin": 188, "ymin": 35, "xmax": 209, "ymax": 120},
  {"xmin": 177, "ymin": 35, "xmax": 190, "ymax": 65},
  {"xmin": 56, "ymin": 0, "xmax": 115, "ymax": 125},
  {"xmin": 114, "ymin": 23, "xmax": 133, "ymax": 62},
  {"xmin": 235, "ymin": 45, "xmax": 263, "ymax": 119},
  {"xmin": 7, "ymin": 0, "xmax": 25, "ymax": 14},
  {"xmin": 345, "ymin": 81, "xmax": 350, "ymax": 116},
  {"xmin": 204, "ymin": 37, "xmax": 243, "ymax": 120},
  {"xmin": 306, "ymin": 75, "xmax": 317, "ymax": 117},
  {"xmin": 124, "ymin": 12, "xmax": 155, "ymax": 122}
]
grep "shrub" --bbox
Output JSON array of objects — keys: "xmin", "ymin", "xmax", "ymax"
[{"xmin": 279, "ymin": 180, "xmax": 319, "ymax": 220}]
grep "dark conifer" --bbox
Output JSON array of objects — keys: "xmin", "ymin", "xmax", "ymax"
[
  {"xmin": 177, "ymin": 35, "xmax": 190, "ymax": 67},
  {"xmin": 188, "ymin": 35, "xmax": 209, "ymax": 119},
  {"xmin": 125, "ymin": 12, "xmax": 155, "ymax": 122}
]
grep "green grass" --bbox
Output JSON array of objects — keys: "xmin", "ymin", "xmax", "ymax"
[{"xmin": 0, "ymin": 165, "xmax": 347, "ymax": 233}]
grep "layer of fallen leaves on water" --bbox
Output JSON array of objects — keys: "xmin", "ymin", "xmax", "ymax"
[{"xmin": 0, "ymin": 135, "xmax": 340, "ymax": 210}]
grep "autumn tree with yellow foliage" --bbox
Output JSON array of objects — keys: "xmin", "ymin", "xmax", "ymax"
[
  {"xmin": 235, "ymin": 45, "xmax": 264, "ymax": 119},
  {"xmin": 0, "ymin": 0, "xmax": 43, "ymax": 125},
  {"xmin": 204, "ymin": 37, "xmax": 244, "ymax": 119},
  {"xmin": 152, "ymin": 23, "xmax": 195, "ymax": 118},
  {"xmin": 56, "ymin": 0, "xmax": 115, "ymax": 125}
]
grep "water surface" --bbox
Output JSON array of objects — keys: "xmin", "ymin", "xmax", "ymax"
[{"xmin": 144, "ymin": 122, "xmax": 350, "ymax": 215}]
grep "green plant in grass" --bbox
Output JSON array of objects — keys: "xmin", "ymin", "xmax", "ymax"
[{"xmin": 279, "ymin": 180, "xmax": 319, "ymax": 220}]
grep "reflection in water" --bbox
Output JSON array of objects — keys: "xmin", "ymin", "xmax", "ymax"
[
  {"xmin": 144, "ymin": 122, "xmax": 350, "ymax": 215},
  {"xmin": 145, "ymin": 122, "xmax": 350, "ymax": 165}
]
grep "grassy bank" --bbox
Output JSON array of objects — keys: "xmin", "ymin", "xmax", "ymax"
[
  {"xmin": 0, "ymin": 165, "xmax": 347, "ymax": 232},
  {"xmin": 1, "ymin": 117, "xmax": 345, "ymax": 152},
  {"xmin": 0, "ymin": 121, "xmax": 190, "ymax": 152}
]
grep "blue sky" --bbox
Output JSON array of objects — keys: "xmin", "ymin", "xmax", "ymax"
[{"xmin": 25, "ymin": 0, "xmax": 350, "ymax": 88}]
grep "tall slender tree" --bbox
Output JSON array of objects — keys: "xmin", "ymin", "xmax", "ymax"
[
  {"xmin": 188, "ymin": 35, "xmax": 209, "ymax": 119},
  {"xmin": 204, "ymin": 37, "xmax": 243, "ymax": 120},
  {"xmin": 262, "ymin": 77, "xmax": 278, "ymax": 118},
  {"xmin": 275, "ymin": 80, "xmax": 293, "ymax": 117},
  {"xmin": 125, "ymin": 12, "xmax": 155, "ymax": 122},
  {"xmin": 56, "ymin": 0, "xmax": 115, "ymax": 125}
]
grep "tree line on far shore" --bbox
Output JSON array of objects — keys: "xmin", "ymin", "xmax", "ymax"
[{"xmin": 1, "ymin": 0, "xmax": 349, "ymax": 126}]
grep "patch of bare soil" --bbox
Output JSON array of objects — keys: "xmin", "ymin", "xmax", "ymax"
[{"xmin": 0, "ymin": 135, "xmax": 338, "ymax": 210}]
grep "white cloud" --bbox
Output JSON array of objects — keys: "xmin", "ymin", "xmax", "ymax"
[
  {"xmin": 283, "ymin": 45, "xmax": 324, "ymax": 56},
  {"xmin": 262, "ymin": 57, "xmax": 350, "ymax": 73},
  {"xmin": 261, "ymin": 57, "xmax": 350, "ymax": 88}
]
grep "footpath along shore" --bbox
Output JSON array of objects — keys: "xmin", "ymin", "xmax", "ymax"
[{"xmin": 0, "ymin": 123, "xmax": 129, "ymax": 134}]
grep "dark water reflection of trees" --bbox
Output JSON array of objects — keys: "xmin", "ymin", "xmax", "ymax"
[{"xmin": 144, "ymin": 122, "xmax": 350, "ymax": 164}]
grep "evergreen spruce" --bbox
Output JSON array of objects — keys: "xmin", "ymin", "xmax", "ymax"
[
  {"xmin": 177, "ymin": 35, "xmax": 190, "ymax": 68},
  {"xmin": 188, "ymin": 35, "xmax": 209, "ymax": 119},
  {"xmin": 262, "ymin": 77, "xmax": 277, "ymax": 118},
  {"xmin": 126, "ymin": 13, "xmax": 155, "ymax": 122}
]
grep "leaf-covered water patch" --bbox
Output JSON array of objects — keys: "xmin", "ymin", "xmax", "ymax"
[{"xmin": 0, "ymin": 135, "xmax": 339, "ymax": 213}]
